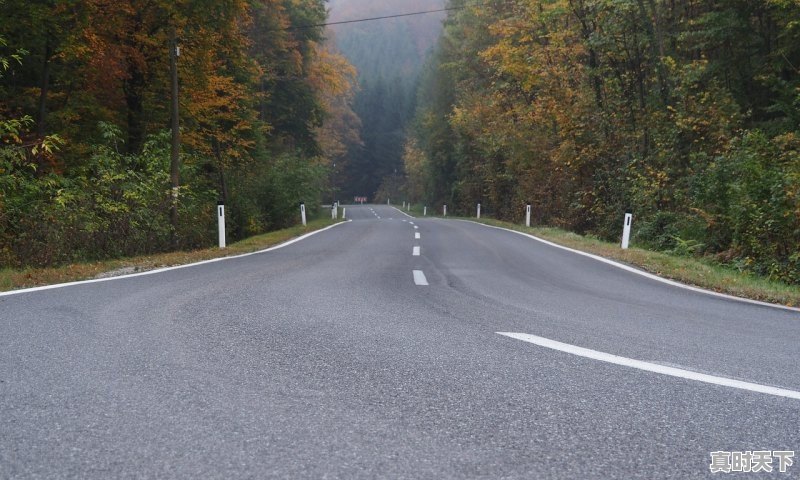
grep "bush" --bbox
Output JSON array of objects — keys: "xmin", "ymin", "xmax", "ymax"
[
  {"xmin": 226, "ymin": 152, "xmax": 327, "ymax": 240},
  {"xmin": 633, "ymin": 211, "xmax": 681, "ymax": 251},
  {"xmin": 693, "ymin": 131, "xmax": 800, "ymax": 283},
  {"xmin": 0, "ymin": 124, "xmax": 216, "ymax": 268}
]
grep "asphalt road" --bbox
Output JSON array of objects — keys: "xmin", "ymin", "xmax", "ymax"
[{"xmin": 1, "ymin": 204, "xmax": 798, "ymax": 479}]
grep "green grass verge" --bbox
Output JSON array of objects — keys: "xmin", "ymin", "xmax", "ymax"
[
  {"xmin": 0, "ymin": 218, "xmax": 343, "ymax": 293},
  {"xmin": 411, "ymin": 211, "xmax": 800, "ymax": 308}
]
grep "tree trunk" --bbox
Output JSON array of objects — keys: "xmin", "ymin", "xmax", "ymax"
[
  {"xmin": 123, "ymin": 65, "xmax": 145, "ymax": 154},
  {"xmin": 170, "ymin": 28, "xmax": 181, "ymax": 244},
  {"xmin": 636, "ymin": 0, "xmax": 670, "ymax": 106},
  {"xmin": 214, "ymin": 139, "xmax": 229, "ymax": 205},
  {"xmin": 36, "ymin": 38, "xmax": 51, "ymax": 138}
]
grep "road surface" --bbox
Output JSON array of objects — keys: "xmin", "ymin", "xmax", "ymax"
[{"xmin": 1, "ymin": 204, "xmax": 798, "ymax": 478}]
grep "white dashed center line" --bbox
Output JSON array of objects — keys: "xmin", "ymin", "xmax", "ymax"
[
  {"xmin": 413, "ymin": 270, "xmax": 428, "ymax": 286},
  {"xmin": 415, "ymin": 232, "xmax": 420, "ymax": 239},
  {"xmin": 413, "ymin": 246, "xmax": 420, "ymax": 256}
]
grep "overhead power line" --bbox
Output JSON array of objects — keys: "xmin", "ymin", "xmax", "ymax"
[{"xmin": 286, "ymin": 3, "xmax": 491, "ymax": 31}]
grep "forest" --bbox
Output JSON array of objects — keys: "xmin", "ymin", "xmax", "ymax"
[
  {"xmin": 0, "ymin": 0, "xmax": 358, "ymax": 268},
  {"xmin": 327, "ymin": 0, "xmax": 444, "ymax": 202},
  {"xmin": 2, "ymin": 0, "xmax": 799, "ymax": 286},
  {"xmin": 406, "ymin": 0, "xmax": 800, "ymax": 284}
]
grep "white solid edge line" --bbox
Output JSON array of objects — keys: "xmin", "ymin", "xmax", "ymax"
[
  {"xmin": 455, "ymin": 219, "xmax": 800, "ymax": 313},
  {"xmin": 391, "ymin": 206, "xmax": 414, "ymax": 219},
  {"xmin": 497, "ymin": 332, "xmax": 800, "ymax": 400},
  {"xmin": 0, "ymin": 221, "xmax": 353, "ymax": 297},
  {"xmin": 415, "ymin": 232, "xmax": 421, "ymax": 239},
  {"xmin": 413, "ymin": 270, "xmax": 429, "ymax": 286},
  {"xmin": 413, "ymin": 246, "xmax": 421, "ymax": 256}
]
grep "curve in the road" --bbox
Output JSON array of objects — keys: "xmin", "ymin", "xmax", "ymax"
[
  {"xmin": 458, "ymin": 219, "xmax": 800, "ymax": 313},
  {"xmin": 0, "ymin": 220, "xmax": 351, "ymax": 298}
]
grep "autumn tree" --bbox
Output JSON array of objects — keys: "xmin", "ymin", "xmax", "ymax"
[
  {"xmin": 0, "ymin": 0, "xmax": 358, "ymax": 267},
  {"xmin": 407, "ymin": 0, "xmax": 800, "ymax": 283}
]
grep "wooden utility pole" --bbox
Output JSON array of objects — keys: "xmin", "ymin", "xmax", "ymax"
[{"xmin": 169, "ymin": 28, "xmax": 181, "ymax": 240}]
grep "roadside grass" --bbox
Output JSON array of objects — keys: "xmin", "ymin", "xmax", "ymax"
[
  {"xmin": 0, "ymin": 218, "xmax": 342, "ymax": 293},
  {"xmin": 412, "ymin": 210, "xmax": 800, "ymax": 308}
]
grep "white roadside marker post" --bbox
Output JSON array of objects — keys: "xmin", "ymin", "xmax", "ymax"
[
  {"xmin": 477, "ymin": 203, "xmax": 481, "ymax": 219},
  {"xmin": 443, "ymin": 205, "xmax": 447, "ymax": 217},
  {"xmin": 525, "ymin": 204, "xmax": 531, "ymax": 227},
  {"xmin": 217, "ymin": 201, "xmax": 226, "ymax": 249},
  {"xmin": 387, "ymin": 198, "xmax": 390, "ymax": 205},
  {"xmin": 343, "ymin": 207, "xmax": 346, "ymax": 220},
  {"xmin": 622, "ymin": 212, "xmax": 633, "ymax": 249},
  {"xmin": 424, "ymin": 206, "xmax": 427, "ymax": 216},
  {"xmin": 300, "ymin": 202, "xmax": 306, "ymax": 226},
  {"xmin": 331, "ymin": 204, "xmax": 336, "ymax": 220},
  {"xmin": 407, "ymin": 202, "xmax": 410, "ymax": 212}
]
